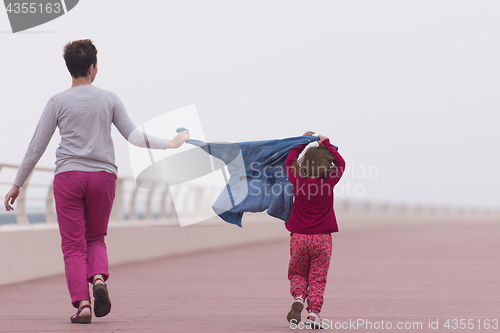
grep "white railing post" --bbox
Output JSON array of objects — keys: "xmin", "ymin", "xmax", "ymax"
[
  {"xmin": 165, "ymin": 187, "xmax": 177, "ymax": 219},
  {"xmin": 15, "ymin": 174, "xmax": 32, "ymax": 225},
  {"xmin": 145, "ymin": 188, "xmax": 155, "ymax": 220},
  {"xmin": 45, "ymin": 182, "xmax": 56, "ymax": 223},
  {"xmin": 160, "ymin": 188, "xmax": 169, "ymax": 219},
  {"xmin": 110, "ymin": 178, "xmax": 124, "ymax": 221},
  {"xmin": 170, "ymin": 186, "xmax": 183, "ymax": 219},
  {"xmin": 129, "ymin": 185, "xmax": 139, "ymax": 220}
]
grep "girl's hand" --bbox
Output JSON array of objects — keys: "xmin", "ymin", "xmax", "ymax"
[
  {"xmin": 303, "ymin": 131, "xmax": 315, "ymax": 136},
  {"xmin": 318, "ymin": 134, "xmax": 328, "ymax": 145},
  {"xmin": 4, "ymin": 184, "xmax": 20, "ymax": 211},
  {"xmin": 168, "ymin": 131, "xmax": 190, "ymax": 149}
]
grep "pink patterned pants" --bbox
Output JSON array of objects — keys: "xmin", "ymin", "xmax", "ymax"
[{"xmin": 288, "ymin": 233, "xmax": 332, "ymax": 314}]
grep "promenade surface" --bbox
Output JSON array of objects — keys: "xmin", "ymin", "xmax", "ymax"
[{"xmin": 0, "ymin": 221, "xmax": 499, "ymax": 333}]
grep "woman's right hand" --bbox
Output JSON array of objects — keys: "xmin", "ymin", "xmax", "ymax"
[
  {"xmin": 168, "ymin": 130, "xmax": 190, "ymax": 149},
  {"xmin": 4, "ymin": 184, "xmax": 20, "ymax": 211}
]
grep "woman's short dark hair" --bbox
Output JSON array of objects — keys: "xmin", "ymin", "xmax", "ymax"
[{"xmin": 63, "ymin": 39, "xmax": 97, "ymax": 78}]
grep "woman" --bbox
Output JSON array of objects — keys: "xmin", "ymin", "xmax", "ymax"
[{"xmin": 3, "ymin": 39, "xmax": 190, "ymax": 324}]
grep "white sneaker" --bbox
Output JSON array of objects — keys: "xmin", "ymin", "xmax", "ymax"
[
  {"xmin": 306, "ymin": 312, "xmax": 324, "ymax": 329},
  {"xmin": 286, "ymin": 298, "xmax": 304, "ymax": 324}
]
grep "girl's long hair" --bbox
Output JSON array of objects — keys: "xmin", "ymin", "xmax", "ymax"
[{"xmin": 294, "ymin": 145, "xmax": 337, "ymax": 178}]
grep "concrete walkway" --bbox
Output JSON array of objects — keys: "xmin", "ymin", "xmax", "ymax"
[{"xmin": 0, "ymin": 222, "xmax": 499, "ymax": 332}]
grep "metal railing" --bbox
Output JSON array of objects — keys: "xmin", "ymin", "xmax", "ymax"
[
  {"xmin": 1, "ymin": 163, "xmax": 499, "ymax": 226},
  {"xmin": 0, "ymin": 164, "xmax": 184, "ymax": 225},
  {"xmin": 0, "ymin": 163, "xmax": 56, "ymax": 224},
  {"xmin": 335, "ymin": 200, "xmax": 500, "ymax": 218}
]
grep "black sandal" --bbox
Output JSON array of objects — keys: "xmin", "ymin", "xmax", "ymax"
[
  {"xmin": 71, "ymin": 304, "xmax": 92, "ymax": 324},
  {"xmin": 93, "ymin": 278, "xmax": 112, "ymax": 317}
]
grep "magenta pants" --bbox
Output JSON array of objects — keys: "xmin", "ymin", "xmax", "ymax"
[
  {"xmin": 288, "ymin": 233, "xmax": 332, "ymax": 314},
  {"xmin": 53, "ymin": 171, "xmax": 115, "ymax": 308}
]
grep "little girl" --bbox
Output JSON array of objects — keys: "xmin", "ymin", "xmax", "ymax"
[{"xmin": 285, "ymin": 131, "xmax": 345, "ymax": 328}]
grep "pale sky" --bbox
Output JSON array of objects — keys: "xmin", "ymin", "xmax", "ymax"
[{"xmin": 1, "ymin": 1, "xmax": 499, "ymax": 209}]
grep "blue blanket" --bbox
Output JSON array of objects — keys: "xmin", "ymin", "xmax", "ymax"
[{"xmin": 186, "ymin": 135, "xmax": 328, "ymax": 227}]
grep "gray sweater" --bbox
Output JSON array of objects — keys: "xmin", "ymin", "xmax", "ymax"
[{"xmin": 15, "ymin": 85, "xmax": 168, "ymax": 187}]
